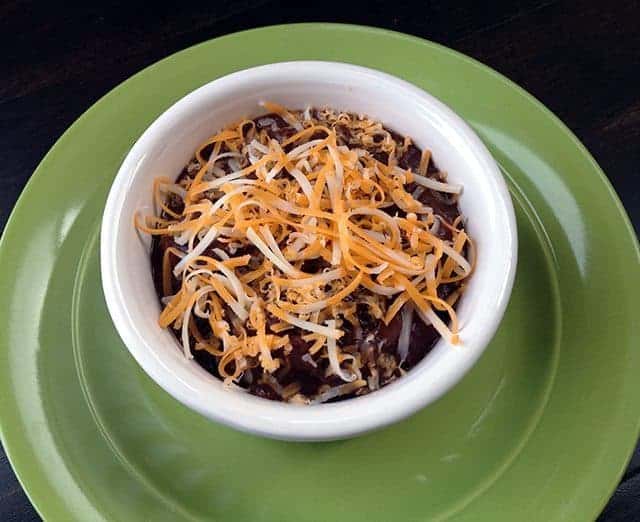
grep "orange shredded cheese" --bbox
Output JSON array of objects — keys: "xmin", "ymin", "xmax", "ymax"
[{"xmin": 136, "ymin": 104, "xmax": 474, "ymax": 403}]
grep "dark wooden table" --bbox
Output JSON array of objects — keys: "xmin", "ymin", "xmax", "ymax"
[{"xmin": 1, "ymin": 1, "xmax": 638, "ymax": 520}]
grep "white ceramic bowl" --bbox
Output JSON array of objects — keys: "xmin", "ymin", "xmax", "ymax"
[{"xmin": 101, "ymin": 61, "xmax": 517, "ymax": 441}]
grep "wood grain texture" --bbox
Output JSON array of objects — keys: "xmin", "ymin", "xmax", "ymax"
[{"xmin": 1, "ymin": 1, "xmax": 638, "ymax": 520}]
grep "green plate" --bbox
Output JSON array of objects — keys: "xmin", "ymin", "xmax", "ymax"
[{"xmin": 1, "ymin": 24, "xmax": 638, "ymax": 521}]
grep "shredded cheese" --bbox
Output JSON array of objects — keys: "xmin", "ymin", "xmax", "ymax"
[{"xmin": 136, "ymin": 104, "xmax": 474, "ymax": 402}]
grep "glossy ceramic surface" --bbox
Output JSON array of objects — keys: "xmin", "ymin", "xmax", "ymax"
[
  {"xmin": 0, "ymin": 24, "xmax": 638, "ymax": 521},
  {"xmin": 101, "ymin": 61, "xmax": 517, "ymax": 440}
]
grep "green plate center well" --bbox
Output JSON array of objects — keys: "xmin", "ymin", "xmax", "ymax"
[{"xmin": 0, "ymin": 24, "xmax": 638, "ymax": 522}]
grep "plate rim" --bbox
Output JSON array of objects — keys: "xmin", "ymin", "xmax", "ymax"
[{"xmin": 0, "ymin": 22, "xmax": 638, "ymax": 521}]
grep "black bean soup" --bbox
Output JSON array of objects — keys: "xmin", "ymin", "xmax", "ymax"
[{"xmin": 150, "ymin": 110, "xmax": 465, "ymax": 403}]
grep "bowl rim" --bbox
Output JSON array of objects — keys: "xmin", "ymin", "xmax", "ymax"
[{"xmin": 100, "ymin": 60, "xmax": 517, "ymax": 441}]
